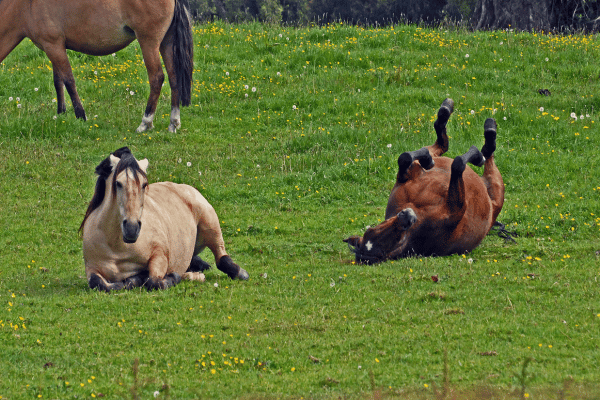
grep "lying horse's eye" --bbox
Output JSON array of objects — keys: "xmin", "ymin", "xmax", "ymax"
[
  {"xmin": 142, "ymin": 183, "xmax": 148, "ymax": 190},
  {"xmin": 115, "ymin": 181, "xmax": 123, "ymax": 189}
]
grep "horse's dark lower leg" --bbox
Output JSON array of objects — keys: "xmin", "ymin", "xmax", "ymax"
[
  {"xmin": 457, "ymin": 145, "xmax": 485, "ymax": 168},
  {"xmin": 48, "ymin": 51, "xmax": 86, "ymax": 120},
  {"xmin": 429, "ymin": 98, "xmax": 454, "ymax": 156},
  {"xmin": 53, "ymin": 71, "xmax": 67, "ymax": 115},
  {"xmin": 397, "ymin": 147, "xmax": 434, "ymax": 183},
  {"xmin": 89, "ymin": 273, "xmax": 125, "ymax": 292},
  {"xmin": 481, "ymin": 118, "xmax": 497, "ymax": 159},
  {"xmin": 188, "ymin": 255, "xmax": 212, "ymax": 272},
  {"xmin": 123, "ymin": 272, "xmax": 149, "ymax": 290},
  {"xmin": 217, "ymin": 255, "xmax": 249, "ymax": 280},
  {"xmin": 481, "ymin": 118, "xmax": 504, "ymax": 222},
  {"xmin": 144, "ymin": 273, "xmax": 182, "ymax": 290}
]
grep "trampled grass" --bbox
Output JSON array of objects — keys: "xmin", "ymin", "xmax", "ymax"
[{"xmin": 0, "ymin": 22, "xmax": 599, "ymax": 399}]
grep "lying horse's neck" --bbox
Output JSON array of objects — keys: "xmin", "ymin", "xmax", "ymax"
[{"xmin": 0, "ymin": 0, "xmax": 27, "ymax": 63}]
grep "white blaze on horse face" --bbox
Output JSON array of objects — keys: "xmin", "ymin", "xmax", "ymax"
[{"xmin": 365, "ymin": 240, "xmax": 374, "ymax": 252}]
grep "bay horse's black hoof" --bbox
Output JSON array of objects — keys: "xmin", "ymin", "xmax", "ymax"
[{"xmin": 482, "ymin": 118, "xmax": 497, "ymax": 159}]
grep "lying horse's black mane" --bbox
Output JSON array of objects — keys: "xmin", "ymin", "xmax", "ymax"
[{"xmin": 79, "ymin": 147, "xmax": 146, "ymax": 234}]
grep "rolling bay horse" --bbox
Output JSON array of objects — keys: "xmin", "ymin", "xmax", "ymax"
[
  {"xmin": 344, "ymin": 98, "xmax": 505, "ymax": 264},
  {"xmin": 0, "ymin": 0, "xmax": 193, "ymax": 132},
  {"xmin": 80, "ymin": 147, "xmax": 249, "ymax": 291}
]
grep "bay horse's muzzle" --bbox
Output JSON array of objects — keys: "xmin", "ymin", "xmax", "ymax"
[{"xmin": 122, "ymin": 219, "xmax": 142, "ymax": 243}]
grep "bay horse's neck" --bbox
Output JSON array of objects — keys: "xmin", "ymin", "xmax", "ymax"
[{"xmin": 0, "ymin": 0, "xmax": 27, "ymax": 63}]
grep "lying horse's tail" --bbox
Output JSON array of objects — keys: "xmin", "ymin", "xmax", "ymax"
[{"xmin": 172, "ymin": 0, "xmax": 193, "ymax": 107}]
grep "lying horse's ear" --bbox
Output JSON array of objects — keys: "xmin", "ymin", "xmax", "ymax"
[
  {"xmin": 138, "ymin": 158, "xmax": 149, "ymax": 173},
  {"xmin": 109, "ymin": 154, "xmax": 120, "ymax": 171}
]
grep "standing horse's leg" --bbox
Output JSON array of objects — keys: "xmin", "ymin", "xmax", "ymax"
[
  {"xmin": 480, "ymin": 118, "xmax": 505, "ymax": 222},
  {"xmin": 426, "ymin": 98, "xmax": 454, "ymax": 157},
  {"xmin": 44, "ymin": 46, "xmax": 87, "ymax": 120},
  {"xmin": 136, "ymin": 42, "xmax": 165, "ymax": 133},
  {"xmin": 159, "ymin": 39, "xmax": 182, "ymax": 133}
]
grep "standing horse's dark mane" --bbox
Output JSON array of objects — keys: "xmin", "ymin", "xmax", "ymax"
[{"xmin": 79, "ymin": 147, "xmax": 147, "ymax": 234}]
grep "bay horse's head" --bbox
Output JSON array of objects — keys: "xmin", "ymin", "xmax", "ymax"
[
  {"xmin": 343, "ymin": 208, "xmax": 417, "ymax": 264},
  {"xmin": 108, "ymin": 150, "xmax": 149, "ymax": 243}
]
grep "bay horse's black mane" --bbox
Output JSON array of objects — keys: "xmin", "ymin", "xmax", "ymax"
[{"xmin": 79, "ymin": 147, "xmax": 147, "ymax": 233}]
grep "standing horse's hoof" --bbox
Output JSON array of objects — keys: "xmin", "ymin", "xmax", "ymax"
[{"xmin": 235, "ymin": 268, "xmax": 250, "ymax": 281}]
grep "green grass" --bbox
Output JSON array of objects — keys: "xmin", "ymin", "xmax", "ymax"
[{"xmin": 1, "ymin": 22, "xmax": 600, "ymax": 399}]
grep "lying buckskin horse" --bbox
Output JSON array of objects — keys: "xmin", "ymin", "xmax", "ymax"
[
  {"xmin": 80, "ymin": 147, "xmax": 249, "ymax": 291},
  {"xmin": 344, "ymin": 98, "xmax": 504, "ymax": 264}
]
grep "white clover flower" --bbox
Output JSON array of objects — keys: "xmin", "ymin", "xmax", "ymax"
[
  {"xmin": 53, "ymin": 115, "xmax": 57, "ymax": 120},
  {"xmin": 503, "ymin": 117, "xmax": 507, "ymax": 121},
  {"xmin": 465, "ymin": 54, "xmax": 469, "ymax": 58},
  {"xmin": 17, "ymin": 104, "xmax": 22, "ymax": 109},
  {"xmin": 262, "ymin": 273, "xmax": 268, "ymax": 278},
  {"xmin": 539, "ymin": 107, "xmax": 544, "ymax": 112},
  {"xmin": 277, "ymin": 71, "xmax": 281, "ymax": 76},
  {"xmin": 245, "ymin": 93, "xmax": 248, "ymax": 98},
  {"xmin": 252, "ymin": 87, "xmax": 257, "ymax": 92},
  {"xmin": 16, "ymin": 97, "xmax": 20, "ymax": 101},
  {"xmin": 292, "ymin": 105, "xmax": 297, "ymax": 110},
  {"xmin": 186, "ymin": 162, "xmax": 192, "ymax": 167},
  {"xmin": 468, "ymin": 258, "xmax": 473, "ymax": 264},
  {"xmin": 34, "ymin": 88, "xmax": 39, "ymax": 92},
  {"xmin": 225, "ymin": 71, "xmax": 229, "ymax": 76},
  {"xmin": 387, "ymin": 144, "xmax": 392, "ymax": 148},
  {"xmin": 130, "ymin": 91, "xmax": 135, "ymax": 96},
  {"xmin": 545, "ymin": 57, "xmax": 549, "ymax": 62},
  {"xmin": 580, "ymin": 115, "xmax": 584, "ymax": 120},
  {"xmin": 279, "ymin": 33, "xmax": 283, "ymax": 38},
  {"xmin": 214, "ymin": 282, "xmax": 218, "ymax": 288},
  {"xmin": 154, "ymin": 391, "xmax": 160, "ymax": 398},
  {"xmin": 499, "ymin": 41, "xmax": 503, "ymax": 45},
  {"xmin": 470, "ymin": 110, "xmax": 475, "ymax": 115},
  {"xmin": 204, "ymin": 44, "xmax": 209, "ymax": 49},
  {"xmin": 570, "ymin": 112, "xmax": 577, "ymax": 119},
  {"xmin": 244, "ymin": 85, "xmax": 249, "ymax": 90}
]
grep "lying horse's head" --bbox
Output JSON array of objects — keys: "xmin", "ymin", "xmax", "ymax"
[
  {"xmin": 344, "ymin": 208, "xmax": 417, "ymax": 264},
  {"xmin": 108, "ymin": 150, "xmax": 149, "ymax": 243},
  {"xmin": 344, "ymin": 98, "xmax": 505, "ymax": 264},
  {"xmin": 81, "ymin": 147, "xmax": 149, "ymax": 244}
]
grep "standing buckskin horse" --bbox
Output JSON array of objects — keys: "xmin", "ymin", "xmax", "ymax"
[
  {"xmin": 0, "ymin": 0, "xmax": 193, "ymax": 132},
  {"xmin": 80, "ymin": 147, "xmax": 249, "ymax": 291},
  {"xmin": 344, "ymin": 98, "xmax": 505, "ymax": 264}
]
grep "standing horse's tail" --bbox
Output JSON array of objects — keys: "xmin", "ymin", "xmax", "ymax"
[{"xmin": 172, "ymin": 0, "xmax": 193, "ymax": 107}]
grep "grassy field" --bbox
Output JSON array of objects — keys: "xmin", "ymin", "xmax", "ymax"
[{"xmin": 1, "ymin": 21, "xmax": 599, "ymax": 399}]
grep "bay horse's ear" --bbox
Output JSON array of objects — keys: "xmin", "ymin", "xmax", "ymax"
[
  {"xmin": 109, "ymin": 154, "xmax": 120, "ymax": 171},
  {"xmin": 138, "ymin": 158, "xmax": 149, "ymax": 173}
]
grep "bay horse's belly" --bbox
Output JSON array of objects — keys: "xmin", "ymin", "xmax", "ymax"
[{"xmin": 386, "ymin": 160, "xmax": 493, "ymax": 256}]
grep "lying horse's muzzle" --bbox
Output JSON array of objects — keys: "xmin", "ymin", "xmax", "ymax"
[
  {"xmin": 122, "ymin": 219, "xmax": 142, "ymax": 243},
  {"xmin": 346, "ymin": 240, "xmax": 385, "ymax": 265}
]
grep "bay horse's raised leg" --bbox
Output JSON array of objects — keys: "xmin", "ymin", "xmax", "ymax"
[
  {"xmin": 447, "ymin": 146, "xmax": 485, "ymax": 217},
  {"xmin": 480, "ymin": 118, "xmax": 505, "ymax": 222},
  {"xmin": 396, "ymin": 147, "xmax": 434, "ymax": 184},
  {"xmin": 427, "ymin": 98, "xmax": 454, "ymax": 157}
]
